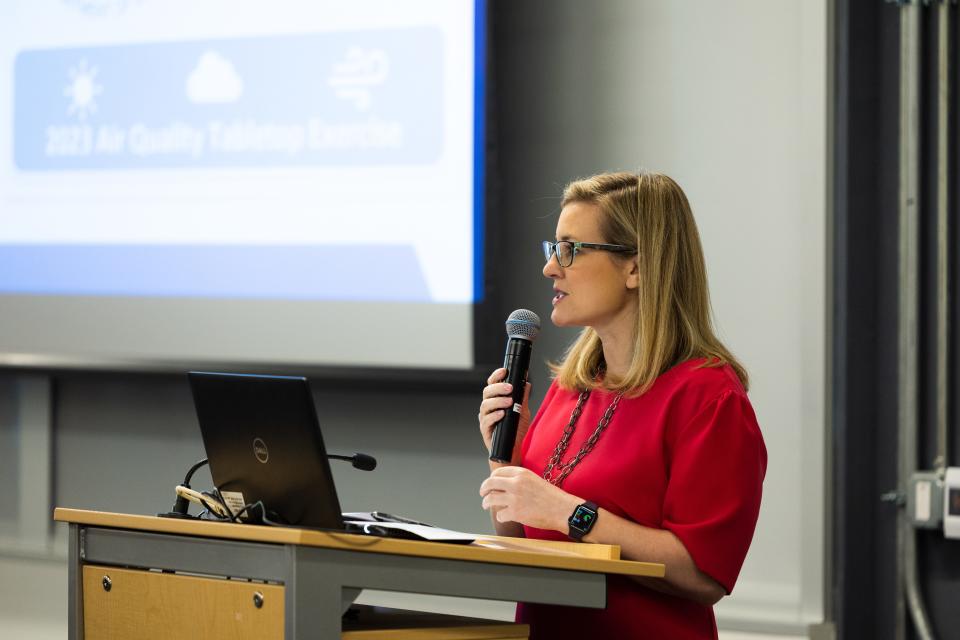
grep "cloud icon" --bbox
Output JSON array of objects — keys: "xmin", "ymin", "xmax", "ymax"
[{"xmin": 186, "ymin": 51, "xmax": 243, "ymax": 104}]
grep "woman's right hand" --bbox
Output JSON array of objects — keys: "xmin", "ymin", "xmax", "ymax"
[{"xmin": 478, "ymin": 368, "xmax": 532, "ymax": 468}]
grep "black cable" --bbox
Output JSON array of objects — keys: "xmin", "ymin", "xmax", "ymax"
[
  {"xmin": 231, "ymin": 502, "xmax": 256, "ymax": 523},
  {"xmin": 211, "ymin": 488, "xmax": 238, "ymax": 522},
  {"xmin": 257, "ymin": 503, "xmax": 286, "ymax": 527},
  {"xmin": 159, "ymin": 458, "xmax": 210, "ymax": 519},
  {"xmin": 198, "ymin": 496, "xmax": 227, "ymax": 520},
  {"xmin": 230, "ymin": 500, "xmax": 284, "ymax": 527},
  {"xmin": 182, "ymin": 458, "xmax": 209, "ymax": 486},
  {"xmin": 197, "ymin": 488, "xmax": 262, "ymax": 525},
  {"xmin": 171, "ymin": 479, "xmax": 286, "ymax": 528},
  {"xmin": 201, "ymin": 491, "xmax": 228, "ymax": 513}
]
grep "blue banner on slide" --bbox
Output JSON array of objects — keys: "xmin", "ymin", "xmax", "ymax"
[
  {"xmin": 0, "ymin": 245, "xmax": 431, "ymax": 301},
  {"xmin": 14, "ymin": 29, "xmax": 442, "ymax": 169}
]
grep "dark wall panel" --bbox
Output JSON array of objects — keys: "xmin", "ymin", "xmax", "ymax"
[{"xmin": 833, "ymin": 1, "xmax": 960, "ymax": 638}]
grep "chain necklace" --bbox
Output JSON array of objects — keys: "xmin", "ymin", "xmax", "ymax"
[{"xmin": 542, "ymin": 389, "xmax": 624, "ymax": 487}]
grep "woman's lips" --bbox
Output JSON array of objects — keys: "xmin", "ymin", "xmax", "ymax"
[{"xmin": 552, "ymin": 290, "xmax": 567, "ymax": 305}]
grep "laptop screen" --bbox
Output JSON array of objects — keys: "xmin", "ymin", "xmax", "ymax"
[{"xmin": 188, "ymin": 371, "xmax": 345, "ymax": 529}]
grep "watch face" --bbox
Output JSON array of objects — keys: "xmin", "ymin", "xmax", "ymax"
[{"xmin": 570, "ymin": 505, "xmax": 597, "ymax": 531}]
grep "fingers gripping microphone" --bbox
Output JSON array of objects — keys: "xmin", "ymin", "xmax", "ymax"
[{"xmin": 489, "ymin": 309, "xmax": 541, "ymax": 463}]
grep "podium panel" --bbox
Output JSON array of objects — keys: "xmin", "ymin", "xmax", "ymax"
[
  {"xmin": 81, "ymin": 565, "xmax": 529, "ymax": 639},
  {"xmin": 56, "ymin": 508, "xmax": 664, "ymax": 639},
  {"xmin": 82, "ymin": 565, "xmax": 284, "ymax": 640}
]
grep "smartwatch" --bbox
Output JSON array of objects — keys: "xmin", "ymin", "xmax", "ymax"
[{"xmin": 567, "ymin": 501, "xmax": 599, "ymax": 541}]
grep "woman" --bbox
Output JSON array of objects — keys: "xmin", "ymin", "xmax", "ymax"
[{"xmin": 477, "ymin": 171, "xmax": 766, "ymax": 639}]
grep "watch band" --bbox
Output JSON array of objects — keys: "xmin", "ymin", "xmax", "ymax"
[{"xmin": 567, "ymin": 500, "xmax": 599, "ymax": 541}]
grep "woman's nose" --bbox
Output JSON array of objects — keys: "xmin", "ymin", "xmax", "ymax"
[{"xmin": 542, "ymin": 254, "xmax": 561, "ymax": 278}]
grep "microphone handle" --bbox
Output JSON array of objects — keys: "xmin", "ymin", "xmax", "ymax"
[{"xmin": 489, "ymin": 337, "xmax": 533, "ymax": 463}]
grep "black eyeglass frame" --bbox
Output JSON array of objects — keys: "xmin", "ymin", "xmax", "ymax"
[{"xmin": 542, "ymin": 240, "xmax": 636, "ymax": 268}]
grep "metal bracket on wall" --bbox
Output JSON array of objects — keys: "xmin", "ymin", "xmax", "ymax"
[{"xmin": 881, "ymin": 491, "xmax": 907, "ymax": 507}]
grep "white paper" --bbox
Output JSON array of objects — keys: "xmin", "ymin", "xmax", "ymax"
[
  {"xmin": 341, "ymin": 511, "xmax": 378, "ymax": 522},
  {"xmin": 344, "ymin": 520, "xmax": 477, "ymax": 543}
]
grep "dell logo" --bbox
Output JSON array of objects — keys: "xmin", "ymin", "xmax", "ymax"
[{"xmin": 252, "ymin": 437, "xmax": 269, "ymax": 464}]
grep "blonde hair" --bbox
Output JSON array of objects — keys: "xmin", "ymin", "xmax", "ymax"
[{"xmin": 550, "ymin": 171, "xmax": 749, "ymax": 394}]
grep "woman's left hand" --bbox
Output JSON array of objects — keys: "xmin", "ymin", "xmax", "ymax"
[{"xmin": 479, "ymin": 466, "xmax": 580, "ymax": 533}]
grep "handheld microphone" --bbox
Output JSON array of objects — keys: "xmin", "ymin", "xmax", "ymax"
[
  {"xmin": 328, "ymin": 452, "xmax": 378, "ymax": 471},
  {"xmin": 489, "ymin": 309, "xmax": 541, "ymax": 463}
]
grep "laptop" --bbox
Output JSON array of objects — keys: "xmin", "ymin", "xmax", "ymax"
[
  {"xmin": 188, "ymin": 371, "xmax": 477, "ymax": 543},
  {"xmin": 188, "ymin": 371, "xmax": 344, "ymax": 529}
]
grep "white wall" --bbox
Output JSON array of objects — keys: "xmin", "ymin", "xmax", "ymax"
[
  {"xmin": 494, "ymin": 0, "xmax": 827, "ymax": 633},
  {"xmin": 607, "ymin": 1, "xmax": 827, "ymax": 631}
]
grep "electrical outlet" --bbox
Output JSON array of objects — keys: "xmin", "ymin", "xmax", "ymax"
[
  {"xmin": 909, "ymin": 471, "xmax": 943, "ymax": 529},
  {"xmin": 945, "ymin": 467, "xmax": 960, "ymax": 539}
]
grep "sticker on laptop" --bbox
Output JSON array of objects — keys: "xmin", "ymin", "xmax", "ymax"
[{"xmin": 219, "ymin": 491, "xmax": 247, "ymax": 518}]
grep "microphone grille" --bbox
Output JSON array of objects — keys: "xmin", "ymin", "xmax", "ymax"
[
  {"xmin": 353, "ymin": 453, "xmax": 377, "ymax": 471},
  {"xmin": 505, "ymin": 309, "xmax": 541, "ymax": 341}
]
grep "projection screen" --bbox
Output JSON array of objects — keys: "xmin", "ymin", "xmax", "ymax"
[{"xmin": 0, "ymin": 0, "xmax": 486, "ymax": 371}]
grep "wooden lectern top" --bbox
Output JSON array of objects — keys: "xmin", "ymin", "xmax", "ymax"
[{"xmin": 54, "ymin": 508, "xmax": 665, "ymax": 578}]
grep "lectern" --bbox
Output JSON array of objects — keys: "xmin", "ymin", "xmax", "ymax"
[{"xmin": 55, "ymin": 508, "xmax": 665, "ymax": 639}]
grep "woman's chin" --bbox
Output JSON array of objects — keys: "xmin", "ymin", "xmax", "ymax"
[{"xmin": 550, "ymin": 309, "xmax": 573, "ymax": 327}]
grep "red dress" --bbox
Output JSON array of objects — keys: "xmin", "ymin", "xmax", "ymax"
[{"xmin": 517, "ymin": 359, "xmax": 767, "ymax": 639}]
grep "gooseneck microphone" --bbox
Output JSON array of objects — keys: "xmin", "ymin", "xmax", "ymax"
[
  {"xmin": 328, "ymin": 452, "xmax": 378, "ymax": 471},
  {"xmin": 489, "ymin": 309, "xmax": 541, "ymax": 463},
  {"xmin": 158, "ymin": 458, "xmax": 210, "ymax": 519}
]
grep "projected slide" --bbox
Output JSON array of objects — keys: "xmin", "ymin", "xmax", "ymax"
[
  {"xmin": 15, "ymin": 32, "xmax": 442, "ymax": 169},
  {"xmin": 0, "ymin": 0, "xmax": 480, "ymax": 303}
]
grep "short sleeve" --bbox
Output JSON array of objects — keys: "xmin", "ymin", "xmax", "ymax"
[{"xmin": 661, "ymin": 389, "xmax": 767, "ymax": 594}]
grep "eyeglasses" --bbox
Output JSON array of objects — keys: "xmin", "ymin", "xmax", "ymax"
[{"xmin": 542, "ymin": 240, "xmax": 635, "ymax": 268}]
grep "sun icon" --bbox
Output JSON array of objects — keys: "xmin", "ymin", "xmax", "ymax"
[{"xmin": 63, "ymin": 59, "xmax": 103, "ymax": 120}]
